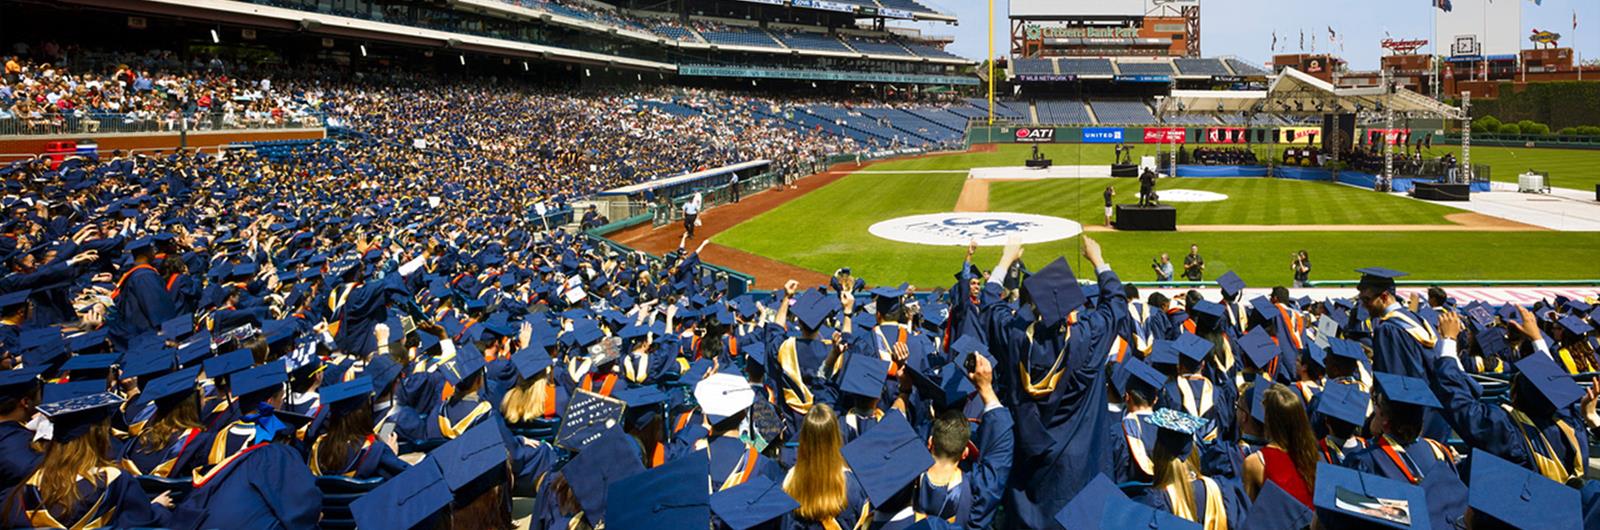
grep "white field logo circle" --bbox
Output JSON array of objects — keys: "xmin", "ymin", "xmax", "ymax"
[
  {"xmin": 868, "ymin": 212, "xmax": 1083, "ymax": 246},
  {"xmin": 1157, "ymin": 189, "xmax": 1229, "ymax": 202}
]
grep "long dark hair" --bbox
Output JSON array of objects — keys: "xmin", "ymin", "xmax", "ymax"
[
  {"xmin": 138, "ymin": 394, "xmax": 201, "ymax": 453},
  {"xmin": 1262, "ymin": 384, "xmax": 1319, "ymax": 489},
  {"xmin": 313, "ymin": 405, "xmax": 375, "ymax": 475}
]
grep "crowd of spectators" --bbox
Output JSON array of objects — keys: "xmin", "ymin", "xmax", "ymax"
[{"xmin": 1187, "ymin": 146, "xmax": 1259, "ymax": 166}]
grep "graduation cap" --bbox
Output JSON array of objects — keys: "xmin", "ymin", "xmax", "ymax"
[
  {"xmin": 1189, "ymin": 301, "xmax": 1225, "ymax": 334},
  {"xmin": 232, "ymin": 360, "xmax": 288, "ymax": 399},
  {"xmin": 1313, "ymin": 463, "xmax": 1430, "ymax": 529},
  {"xmin": 1173, "ymin": 334, "xmax": 1213, "ymax": 365},
  {"xmin": 840, "ymin": 410, "xmax": 933, "ymax": 507},
  {"xmin": 791, "ymin": 290, "xmax": 836, "ymax": 331},
  {"xmin": 711, "ymin": 475, "xmax": 800, "ymax": 530},
  {"xmin": 1248, "ymin": 296, "xmax": 1278, "ymax": 323},
  {"xmin": 1238, "ymin": 326, "xmax": 1279, "ymax": 370},
  {"xmin": 1053, "ymin": 473, "xmax": 1131, "ymax": 530},
  {"xmin": 36, "ymin": 391, "xmax": 124, "ymax": 442},
  {"xmin": 871, "ymin": 283, "xmax": 909, "ymax": 315},
  {"xmin": 429, "ymin": 421, "xmax": 510, "ymax": 494},
  {"xmin": 320, "ymin": 377, "xmax": 373, "ymax": 415},
  {"xmin": 135, "ymin": 366, "xmax": 201, "ymax": 409},
  {"xmin": 350, "ymin": 458, "xmax": 451, "ymax": 530},
  {"xmin": 1150, "ymin": 408, "xmax": 1208, "ymax": 457},
  {"xmin": 839, "ymin": 355, "xmax": 890, "ymax": 399},
  {"xmin": 42, "ymin": 380, "xmax": 105, "ymax": 404},
  {"xmin": 0, "ymin": 367, "xmax": 43, "ymax": 401},
  {"xmin": 564, "ymin": 428, "xmax": 646, "ymax": 526},
  {"xmin": 1315, "ymin": 383, "xmax": 1369, "ymax": 429},
  {"xmin": 1243, "ymin": 375, "xmax": 1272, "ymax": 423},
  {"xmin": 512, "ymin": 346, "xmax": 554, "ymax": 380},
  {"xmin": 1355, "ymin": 267, "xmax": 1407, "ymax": 295},
  {"xmin": 160, "ymin": 315, "xmax": 195, "ymax": 339},
  {"xmin": 1513, "ymin": 353, "xmax": 1584, "ymax": 411},
  {"xmin": 1372, "ymin": 372, "xmax": 1440, "ymax": 409},
  {"xmin": 0, "ymin": 289, "xmax": 31, "ymax": 311},
  {"xmin": 933, "ymin": 363, "xmax": 977, "ymax": 410},
  {"xmin": 1101, "ymin": 494, "xmax": 1200, "ymax": 530},
  {"xmin": 443, "ymin": 344, "xmax": 487, "ymax": 385},
  {"xmin": 1113, "ymin": 357, "xmax": 1165, "ymax": 399},
  {"xmin": 366, "ymin": 355, "xmax": 403, "ymax": 394},
  {"xmin": 1324, "ymin": 338, "xmax": 1365, "ymax": 363},
  {"xmin": 59, "ymin": 353, "xmax": 118, "ymax": 378},
  {"xmin": 694, "ymin": 372, "xmax": 755, "ymax": 423},
  {"xmin": 203, "ymin": 349, "xmax": 253, "ymax": 381},
  {"xmin": 606, "ymin": 449, "xmax": 711, "ymax": 530},
  {"xmin": 1146, "ymin": 339, "xmax": 1179, "ymax": 367},
  {"xmin": 1022, "ymin": 258, "xmax": 1085, "ymax": 327},
  {"xmin": 121, "ymin": 348, "xmax": 176, "ymax": 380},
  {"xmin": 1468, "ymin": 450, "xmax": 1580, "ymax": 529},
  {"xmin": 1242, "ymin": 481, "xmax": 1315, "ymax": 530},
  {"xmin": 1217, "ymin": 271, "xmax": 1246, "ymax": 299},
  {"xmin": 1557, "ymin": 315, "xmax": 1594, "ymax": 339}
]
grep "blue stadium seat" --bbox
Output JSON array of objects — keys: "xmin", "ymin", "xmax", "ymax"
[
  {"xmin": 1058, "ymin": 58, "xmax": 1114, "ymax": 76},
  {"xmin": 1035, "ymin": 99, "xmax": 1091, "ymax": 124},
  {"xmin": 1117, "ymin": 61, "xmax": 1175, "ymax": 76},
  {"xmin": 702, "ymin": 28, "xmax": 783, "ymax": 48},
  {"xmin": 845, "ymin": 38, "xmax": 914, "ymax": 57},
  {"xmin": 1013, "ymin": 59, "xmax": 1055, "ymax": 75},
  {"xmin": 1226, "ymin": 58, "xmax": 1270, "ymax": 76},
  {"xmin": 317, "ymin": 475, "xmax": 385, "ymax": 529},
  {"xmin": 654, "ymin": 25, "xmax": 698, "ymax": 41},
  {"xmin": 1089, "ymin": 99, "xmax": 1156, "ymax": 125},
  {"xmin": 511, "ymin": 418, "xmax": 562, "ymax": 441},
  {"xmin": 902, "ymin": 43, "xmax": 964, "ymax": 60},
  {"xmin": 774, "ymin": 32, "xmax": 852, "ymax": 53},
  {"xmin": 1174, "ymin": 58, "xmax": 1230, "ymax": 76}
]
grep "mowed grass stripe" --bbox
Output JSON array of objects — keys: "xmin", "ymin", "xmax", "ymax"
[{"xmin": 986, "ymin": 178, "xmax": 1462, "ymax": 225}]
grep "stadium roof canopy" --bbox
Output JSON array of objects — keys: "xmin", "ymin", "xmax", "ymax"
[{"xmin": 1155, "ymin": 68, "xmax": 1463, "ymax": 120}]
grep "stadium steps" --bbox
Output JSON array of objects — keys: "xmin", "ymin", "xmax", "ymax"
[
  {"xmin": 1084, "ymin": 102, "xmax": 1100, "ymax": 125},
  {"xmin": 1052, "ymin": 58, "xmax": 1061, "ymax": 75},
  {"xmin": 1110, "ymin": 61, "xmax": 1122, "ymax": 75},
  {"xmin": 1221, "ymin": 60, "xmax": 1238, "ymax": 76},
  {"xmin": 862, "ymin": 108, "xmax": 957, "ymax": 144},
  {"xmin": 1029, "ymin": 101, "xmax": 1039, "ymax": 124}
]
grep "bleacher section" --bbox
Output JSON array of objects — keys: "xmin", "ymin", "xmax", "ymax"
[
  {"xmin": 1174, "ymin": 58, "xmax": 1230, "ymax": 76},
  {"xmin": 876, "ymin": 0, "xmax": 943, "ymax": 15},
  {"xmin": 1014, "ymin": 59, "xmax": 1055, "ymax": 75},
  {"xmin": 1089, "ymin": 99, "xmax": 1155, "ymax": 124},
  {"xmin": 962, "ymin": 98, "xmax": 1026, "ymax": 120},
  {"xmin": 1226, "ymin": 58, "xmax": 1269, "ymax": 76},
  {"xmin": 1117, "ymin": 62, "xmax": 1175, "ymax": 76},
  {"xmin": 856, "ymin": 108, "xmax": 960, "ymax": 144},
  {"xmin": 702, "ymin": 27, "xmax": 783, "ymax": 49},
  {"xmin": 846, "ymin": 38, "xmax": 915, "ymax": 57},
  {"xmin": 1059, "ymin": 58, "xmax": 1114, "ymax": 76},
  {"xmin": 901, "ymin": 43, "xmax": 963, "ymax": 61},
  {"xmin": 774, "ymin": 31, "xmax": 852, "ymax": 53},
  {"xmin": 1034, "ymin": 100, "xmax": 1092, "ymax": 124},
  {"xmin": 804, "ymin": 106, "xmax": 910, "ymax": 144},
  {"xmin": 654, "ymin": 25, "xmax": 699, "ymax": 42}
]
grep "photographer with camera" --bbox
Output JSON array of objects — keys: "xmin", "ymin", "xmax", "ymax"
[
  {"xmin": 1291, "ymin": 250, "xmax": 1311, "ymax": 288},
  {"xmin": 1152, "ymin": 253, "xmax": 1173, "ymax": 282}
]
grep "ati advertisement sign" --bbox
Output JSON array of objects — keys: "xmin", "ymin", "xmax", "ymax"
[
  {"xmin": 1082, "ymin": 128, "xmax": 1125, "ymax": 144},
  {"xmin": 1142, "ymin": 127, "xmax": 1186, "ymax": 144},
  {"xmin": 1013, "ymin": 128, "xmax": 1057, "ymax": 143},
  {"xmin": 1205, "ymin": 128, "xmax": 1247, "ymax": 144}
]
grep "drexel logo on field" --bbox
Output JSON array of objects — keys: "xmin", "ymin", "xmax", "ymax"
[{"xmin": 868, "ymin": 213, "xmax": 1083, "ymax": 246}]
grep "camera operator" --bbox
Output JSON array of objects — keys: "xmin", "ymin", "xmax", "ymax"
[
  {"xmin": 1152, "ymin": 253, "xmax": 1173, "ymax": 282},
  {"xmin": 1291, "ymin": 250, "xmax": 1311, "ymax": 288}
]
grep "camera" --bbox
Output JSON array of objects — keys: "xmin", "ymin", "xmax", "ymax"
[{"xmin": 964, "ymin": 353, "xmax": 978, "ymax": 374}]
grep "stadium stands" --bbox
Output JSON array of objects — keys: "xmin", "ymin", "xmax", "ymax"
[
  {"xmin": 1058, "ymin": 58, "xmax": 1115, "ymax": 76},
  {"xmin": 845, "ymin": 38, "xmax": 916, "ymax": 57},
  {"xmin": 652, "ymin": 24, "xmax": 700, "ymax": 42},
  {"xmin": 1034, "ymin": 99, "xmax": 1093, "ymax": 124},
  {"xmin": 875, "ymin": 0, "xmax": 944, "ymax": 15},
  {"xmin": 1089, "ymin": 98, "xmax": 1157, "ymax": 124},
  {"xmin": 1116, "ymin": 61, "xmax": 1176, "ymax": 76},
  {"xmin": 901, "ymin": 43, "xmax": 965, "ymax": 61},
  {"xmin": 1174, "ymin": 58, "xmax": 1231, "ymax": 76},
  {"xmin": 773, "ymin": 31, "xmax": 854, "ymax": 53},
  {"xmin": 1014, "ymin": 59, "xmax": 1056, "ymax": 75},
  {"xmin": 701, "ymin": 26, "xmax": 784, "ymax": 49},
  {"xmin": 1226, "ymin": 58, "xmax": 1271, "ymax": 76}
]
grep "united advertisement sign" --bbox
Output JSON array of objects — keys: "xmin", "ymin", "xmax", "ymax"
[{"xmin": 1082, "ymin": 127, "xmax": 1125, "ymax": 144}]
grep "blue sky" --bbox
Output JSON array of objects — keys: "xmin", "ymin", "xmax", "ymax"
[{"xmin": 909, "ymin": 0, "xmax": 1600, "ymax": 70}]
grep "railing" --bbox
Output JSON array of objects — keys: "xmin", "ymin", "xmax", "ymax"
[
  {"xmin": 583, "ymin": 231, "xmax": 756, "ymax": 297},
  {"xmin": 0, "ymin": 111, "xmax": 328, "ymax": 137}
]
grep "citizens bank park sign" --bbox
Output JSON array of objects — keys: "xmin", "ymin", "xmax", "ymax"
[
  {"xmin": 869, "ymin": 213, "xmax": 1083, "ymax": 246},
  {"xmin": 1023, "ymin": 25, "xmax": 1141, "ymax": 40}
]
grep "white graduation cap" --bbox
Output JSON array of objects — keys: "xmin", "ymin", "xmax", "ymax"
[{"xmin": 694, "ymin": 373, "xmax": 755, "ymax": 423}]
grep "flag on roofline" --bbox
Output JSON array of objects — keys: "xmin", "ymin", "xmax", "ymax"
[{"xmin": 1434, "ymin": 0, "xmax": 1452, "ymax": 12}]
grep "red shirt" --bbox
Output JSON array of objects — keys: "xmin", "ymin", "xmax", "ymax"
[{"xmin": 1260, "ymin": 446, "xmax": 1314, "ymax": 507}]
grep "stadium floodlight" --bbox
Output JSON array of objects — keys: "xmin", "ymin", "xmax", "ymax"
[
  {"xmin": 359, "ymin": 45, "xmax": 367, "ymax": 57},
  {"xmin": 210, "ymin": 29, "xmax": 220, "ymax": 44},
  {"xmin": 459, "ymin": 55, "xmax": 466, "ymax": 65}
]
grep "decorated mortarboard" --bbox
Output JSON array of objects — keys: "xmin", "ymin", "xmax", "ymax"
[
  {"xmin": 350, "ymin": 458, "xmax": 451, "ymax": 530},
  {"xmin": 564, "ymin": 428, "xmax": 647, "ymax": 525},
  {"xmin": 1313, "ymin": 462, "xmax": 1429, "ymax": 530},
  {"xmin": 135, "ymin": 366, "xmax": 202, "ymax": 408},
  {"xmin": 1316, "ymin": 383, "xmax": 1370, "ymax": 428},
  {"xmin": 1355, "ymin": 267, "xmax": 1407, "ymax": 294},
  {"xmin": 0, "ymin": 289, "xmax": 31, "ymax": 310},
  {"xmin": 1372, "ymin": 372, "xmax": 1440, "ymax": 409},
  {"xmin": 232, "ymin": 360, "xmax": 288, "ymax": 398},
  {"xmin": 36, "ymin": 391, "xmax": 124, "ymax": 442},
  {"xmin": 1468, "ymin": 449, "xmax": 1580, "ymax": 530},
  {"xmin": 839, "ymin": 354, "xmax": 891, "ymax": 399},
  {"xmin": 1173, "ymin": 333, "xmax": 1213, "ymax": 364},
  {"xmin": 919, "ymin": 301, "xmax": 950, "ymax": 327},
  {"xmin": 1101, "ymin": 494, "xmax": 1200, "ymax": 530},
  {"xmin": 1150, "ymin": 408, "xmax": 1208, "ymax": 456},
  {"xmin": 1053, "ymin": 474, "xmax": 1131, "ymax": 530},
  {"xmin": 443, "ymin": 344, "xmax": 487, "ymax": 385},
  {"xmin": 1242, "ymin": 481, "xmax": 1316, "ymax": 530},
  {"xmin": 1513, "ymin": 353, "xmax": 1584, "ymax": 410},
  {"xmin": 606, "ymin": 449, "xmax": 712, "ymax": 530},
  {"xmin": 1238, "ymin": 326, "xmax": 1279, "ymax": 370},
  {"xmin": 711, "ymin": 474, "xmax": 800, "ymax": 530},
  {"xmin": 1022, "ymin": 257, "xmax": 1085, "ymax": 327},
  {"xmin": 1217, "ymin": 271, "xmax": 1246, "ymax": 299},
  {"xmin": 320, "ymin": 377, "xmax": 373, "ymax": 413},
  {"xmin": 840, "ymin": 410, "xmax": 933, "ymax": 506},
  {"xmin": 203, "ymin": 349, "xmax": 253, "ymax": 380},
  {"xmin": 429, "ymin": 421, "xmax": 510, "ymax": 493},
  {"xmin": 695, "ymin": 372, "xmax": 756, "ymax": 422}
]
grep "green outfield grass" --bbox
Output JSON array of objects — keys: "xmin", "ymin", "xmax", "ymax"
[
  {"xmin": 713, "ymin": 146, "xmax": 1600, "ymax": 286},
  {"xmin": 989, "ymin": 177, "xmax": 1463, "ymax": 225},
  {"xmin": 1425, "ymin": 145, "xmax": 1600, "ymax": 190}
]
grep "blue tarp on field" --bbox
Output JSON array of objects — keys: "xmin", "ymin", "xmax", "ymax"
[
  {"xmin": 1173, "ymin": 165, "xmax": 1270, "ymax": 177},
  {"xmin": 1272, "ymin": 166, "xmax": 1335, "ymax": 181}
]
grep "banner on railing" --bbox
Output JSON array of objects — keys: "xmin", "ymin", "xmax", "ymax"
[
  {"xmin": 1360, "ymin": 128, "xmax": 1412, "ymax": 146},
  {"xmin": 1142, "ymin": 127, "xmax": 1186, "ymax": 144}
]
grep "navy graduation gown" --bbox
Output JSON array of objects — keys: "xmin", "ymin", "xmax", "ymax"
[
  {"xmin": 0, "ymin": 421, "xmax": 40, "ymax": 491},
  {"xmin": 1430, "ymin": 355, "xmax": 1589, "ymax": 481},
  {"xmin": 912, "ymin": 406, "xmax": 1013, "ymax": 530},
  {"xmin": 0, "ymin": 468, "xmax": 169, "ymax": 529},
  {"xmin": 167, "ymin": 443, "xmax": 320, "ymax": 530},
  {"xmin": 109, "ymin": 263, "xmax": 177, "ymax": 345},
  {"xmin": 309, "ymin": 436, "xmax": 410, "ymax": 479},
  {"xmin": 119, "ymin": 427, "xmax": 214, "ymax": 479},
  {"xmin": 1134, "ymin": 476, "xmax": 1247, "ymax": 530},
  {"xmin": 1370, "ymin": 306, "xmax": 1432, "ymax": 379},
  {"xmin": 1345, "ymin": 437, "xmax": 1467, "ymax": 530},
  {"xmin": 778, "ymin": 470, "xmax": 870, "ymax": 530}
]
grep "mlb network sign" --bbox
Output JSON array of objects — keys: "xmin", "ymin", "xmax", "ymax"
[
  {"xmin": 1082, "ymin": 128, "xmax": 1125, "ymax": 144},
  {"xmin": 1013, "ymin": 128, "xmax": 1057, "ymax": 143}
]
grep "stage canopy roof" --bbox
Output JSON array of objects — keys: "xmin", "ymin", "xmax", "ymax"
[{"xmin": 1155, "ymin": 68, "xmax": 1462, "ymax": 120}]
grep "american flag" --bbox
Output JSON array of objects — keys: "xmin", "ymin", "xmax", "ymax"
[{"xmin": 1434, "ymin": 0, "xmax": 1452, "ymax": 12}]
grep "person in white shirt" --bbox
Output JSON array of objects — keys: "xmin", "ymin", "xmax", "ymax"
[{"xmin": 682, "ymin": 192, "xmax": 702, "ymax": 239}]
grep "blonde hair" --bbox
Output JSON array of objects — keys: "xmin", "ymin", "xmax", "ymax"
[
  {"xmin": 1152, "ymin": 440, "xmax": 1200, "ymax": 521},
  {"xmin": 785, "ymin": 404, "xmax": 848, "ymax": 523},
  {"xmin": 500, "ymin": 373, "xmax": 551, "ymax": 424},
  {"xmin": 32, "ymin": 422, "xmax": 115, "ymax": 513}
]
